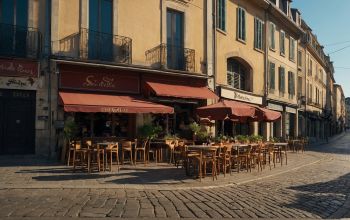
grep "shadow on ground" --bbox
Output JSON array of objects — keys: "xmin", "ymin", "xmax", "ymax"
[{"xmin": 285, "ymin": 172, "xmax": 350, "ymax": 218}]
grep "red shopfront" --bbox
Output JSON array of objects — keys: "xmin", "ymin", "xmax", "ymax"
[
  {"xmin": 58, "ymin": 62, "xmax": 217, "ymax": 139},
  {"xmin": 58, "ymin": 63, "xmax": 173, "ymax": 138},
  {"xmin": 0, "ymin": 58, "xmax": 39, "ymax": 155}
]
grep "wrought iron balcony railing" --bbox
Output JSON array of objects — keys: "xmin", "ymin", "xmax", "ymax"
[
  {"xmin": 145, "ymin": 44, "xmax": 195, "ymax": 72},
  {"xmin": 52, "ymin": 28, "xmax": 132, "ymax": 64},
  {"xmin": 0, "ymin": 23, "xmax": 42, "ymax": 59}
]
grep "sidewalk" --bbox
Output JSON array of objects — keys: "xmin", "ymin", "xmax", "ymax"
[{"xmin": 0, "ymin": 150, "xmax": 327, "ymax": 190}]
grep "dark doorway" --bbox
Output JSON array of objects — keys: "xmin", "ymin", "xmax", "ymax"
[{"xmin": 0, "ymin": 89, "xmax": 36, "ymax": 154}]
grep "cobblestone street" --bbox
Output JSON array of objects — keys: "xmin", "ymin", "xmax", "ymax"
[{"xmin": 1, "ymin": 133, "xmax": 350, "ymax": 219}]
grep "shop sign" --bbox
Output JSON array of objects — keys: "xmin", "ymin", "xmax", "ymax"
[
  {"xmin": 286, "ymin": 106, "xmax": 297, "ymax": 114},
  {"xmin": 101, "ymin": 107, "xmax": 129, "ymax": 113},
  {"xmin": 60, "ymin": 70, "xmax": 140, "ymax": 94},
  {"xmin": 0, "ymin": 59, "xmax": 38, "ymax": 78},
  {"xmin": 268, "ymin": 103, "xmax": 283, "ymax": 112},
  {"xmin": 221, "ymin": 87, "xmax": 263, "ymax": 105},
  {"xmin": 0, "ymin": 77, "xmax": 38, "ymax": 90}
]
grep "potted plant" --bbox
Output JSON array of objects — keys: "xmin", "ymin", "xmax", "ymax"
[
  {"xmin": 138, "ymin": 124, "xmax": 162, "ymax": 141},
  {"xmin": 61, "ymin": 118, "xmax": 78, "ymax": 162},
  {"xmin": 189, "ymin": 122, "xmax": 201, "ymax": 141}
]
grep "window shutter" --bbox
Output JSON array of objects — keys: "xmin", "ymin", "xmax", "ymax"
[
  {"xmin": 242, "ymin": 9, "xmax": 246, "ymax": 41},
  {"xmin": 269, "ymin": 62, "xmax": 275, "ymax": 90},
  {"xmin": 279, "ymin": 67, "xmax": 285, "ymax": 93}
]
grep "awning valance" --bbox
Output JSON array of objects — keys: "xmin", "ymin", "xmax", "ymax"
[
  {"xmin": 146, "ymin": 81, "xmax": 218, "ymax": 100},
  {"xmin": 255, "ymin": 106, "xmax": 281, "ymax": 122},
  {"xmin": 59, "ymin": 92, "xmax": 174, "ymax": 114}
]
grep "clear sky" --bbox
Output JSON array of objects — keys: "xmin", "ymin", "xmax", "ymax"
[{"xmin": 293, "ymin": 0, "xmax": 350, "ymax": 97}]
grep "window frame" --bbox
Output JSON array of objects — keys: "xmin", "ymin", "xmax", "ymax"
[
  {"xmin": 289, "ymin": 36, "xmax": 296, "ymax": 62},
  {"xmin": 216, "ymin": 0, "xmax": 226, "ymax": 32},
  {"xmin": 278, "ymin": 66, "xmax": 285, "ymax": 95},
  {"xmin": 269, "ymin": 62, "xmax": 276, "ymax": 91},
  {"xmin": 280, "ymin": 30, "xmax": 285, "ymax": 56},
  {"xmin": 297, "ymin": 49, "xmax": 302, "ymax": 69},
  {"xmin": 269, "ymin": 22, "xmax": 276, "ymax": 51},
  {"xmin": 237, "ymin": 7, "xmax": 246, "ymax": 42},
  {"xmin": 254, "ymin": 17, "xmax": 264, "ymax": 50}
]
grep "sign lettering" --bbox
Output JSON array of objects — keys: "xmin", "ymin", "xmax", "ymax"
[
  {"xmin": 83, "ymin": 75, "xmax": 116, "ymax": 88},
  {"xmin": 0, "ymin": 59, "xmax": 38, "ymax": 78},
  {"xmin": 101, "ymin": 107, "xmax": 129, "ymax": 113},
  {"xmin": 221, "ymin": 87, "xmax": 263, "ymax": 105},
  {"xmin": 0, "ymin": 77, "xmax": 38, "ymax": 90}
]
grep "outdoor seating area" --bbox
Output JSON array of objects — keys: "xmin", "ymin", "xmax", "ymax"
[{"xmin": 65, "ymin": 135, "xmax": 308, "ymax": 182}]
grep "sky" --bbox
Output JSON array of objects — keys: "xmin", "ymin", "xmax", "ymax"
[{"xmin": 293, "ymin": 0, "xmax": 350, "ymax": 97}]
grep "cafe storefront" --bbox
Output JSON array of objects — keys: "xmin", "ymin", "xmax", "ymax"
[
  {"xmin": 0, "ymin": 58, "xmax": 39, "ymax": 155},
  {"xmin": 56, "ymin": 61, "xmax": 217, "ymax": 141},
  {"xmin": 217, "ymin": 86, "xmax": 264, "ymax": 137}
]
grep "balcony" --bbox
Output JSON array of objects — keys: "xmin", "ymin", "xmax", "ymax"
[
  {"xmin": 52, "ymin": 28, "xmax": 132, "ymax": 64},
  {"xmin": 0, "ymin": 23, "xmax": 42, "ymax": 59},
  {"xmin": 145, "ymin": 44, "xmax": 195, "ymax": 72}
]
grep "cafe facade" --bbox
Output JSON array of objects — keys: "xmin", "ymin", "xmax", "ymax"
[{"xmin": 53, "ymin": 60, "xmax": 217, "ymax": 144}]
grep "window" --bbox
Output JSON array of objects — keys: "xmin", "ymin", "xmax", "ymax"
[
  {"xmin": 269, "ymin": 22, "xmax": 276, "ymax": 50},
  {"xmin": 308, "ymin": 59, "xmax": 313, "ymax": 75},
  {"xmin": 227, "ymin": 58, "xmax": 247, "ymax": 91},
  {"xmin": 0, "ymin": 0, "xmax": 29, "ymax": 56},
  {"xmin": 217, "ymin": 0, "xmax": 226, "ymax": 31},
  {"xmin": 237, "ymin": 7, "xmax": 246, "ymax": 41},
  {"xmin": 280, "ymin": 31, "xmax": 285, "ymax": 55},
  {"xmin": 269, "ymin": 62, "xmax": 275, "ymax": 90},
  {"xmin": 167, "ymin": 9, "xmax": 185, "ymax": 70},
  {"xmin": 289, "ymin": 37, "xmax": 295, "ymax": 61},
  {"xmin": 297, "ymin": 50, "xmax": 302, "ymax": 68},
  {"xmin": 254, "ymin": 17, "xmax": 263, "ymax": 50},
  {"xmin": 278, "ymin": 66, "xmax": 285, "ymax": 94},
  {"xmin": 297, "ymin": 76, "xmax": 302, "ymax": 98},
  {"xmin": 88, "ymin": 0, "xmax": 113, "ymax": 61},
  {"xmin": 288, "ymin": 71, "xmax": 295, "ymax": 97}
]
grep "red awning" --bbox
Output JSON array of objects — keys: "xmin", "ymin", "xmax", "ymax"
[
  {"xmin": 59, "ymin": 92, "xmax": 174, "ymax": 114},
  {"xmin": 256, "ymin": 107, "xmax": 281, "ymax": 122},
  {"xmin": 146, "ymin": 81, "xmax": 218, "ymax": 100},
  {"xmin": 196, "ymin": 100, "xmax": 257, "ymax": 121}
]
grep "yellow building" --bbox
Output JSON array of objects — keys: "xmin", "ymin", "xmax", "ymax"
[{"xmin": 49, "ymin": 0, "xmax": 217, "ymax": 157}]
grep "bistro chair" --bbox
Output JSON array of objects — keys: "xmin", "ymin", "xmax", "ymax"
[
  {"xmin": 217, "ymin": 143, "xmax": 232, "ymax": 177},
  {"xmin": 185, "ymin": 146, "xmax": 202, "ymax": 180},
  {"xmin": 121, "ymin": 140, "xmax": 134, "ymax": 165},
  {"xmin": 87, "ymin": 142, "xmax": 104, "ymax": 173},
  {"xmin": 250, "ymin": 143, "xmax": 264, "ymax": 172},
  {"xmin": 71, "ymin": 141, "xmax": 89, "ymax": 172},
  {"xmin": 237, "ymin": 145, "xmax": 252, "ymax": 172},
  {"xmin": 134, "ymin": 139, "xmax": 148, "ymax": 165},
  {"xmin": 166, "ymin": 139, "xmax": 176, "ymax": 164},
  {"xmin": 201, "ymin": 147, "xmax": 218, "ymax": 181},
  {"xmin": 67, "ymin": 140, "xmax": 79, "ymax": 166},
  {"xmin": 105, "ymin": 142, "xmax": 120, "ymax": 172}
]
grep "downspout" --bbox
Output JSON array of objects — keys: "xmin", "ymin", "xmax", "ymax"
[
  {"xmin": 264, "ymin": 5, "xmax": 270, "ymax": 140},
  {"xmin": 46, "ymin": 0, "xmax": 52, "ymax": 158},
  {"xmin": 213, "ymin": 0, "xmax": 218, "ymax": 136}
]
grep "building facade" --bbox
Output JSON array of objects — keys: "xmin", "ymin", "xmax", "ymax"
[
  {"xmin": 0, "ymin": 0, "xmax": 346, "ymax": 157},
  {"xmin": 345, "ymin": 97, "xmax": 350, "ymax": 129}
]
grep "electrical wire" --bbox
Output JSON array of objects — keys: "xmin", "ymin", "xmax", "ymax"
[{"xmin": 328, "ymin": 44, "xmax": 350, "ymax": 55}]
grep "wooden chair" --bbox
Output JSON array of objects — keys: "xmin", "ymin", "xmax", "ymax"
[
  {"xmin": 134, "ymin": 139, "xmax": 148, "ymax": 165},
  {"xmin": 121, "ymin": 140, "xmax": 134, "ymax": 165},
  {"xmin": 237, "ymin": 145, "xmax": 252, "ymax": 172},
  {"xmin": 166, "ymin": 139, "xmax": 176, "ymax": 164},
  {"xmin": 67, "ymin": 140, "xmax": 79, "ymax": 166},
  {"xmin": 217, "ymin": 144, "xmax": 232, "ymax": 177},
  {"xmin": 72, "ymin": 141, "xmax": 89, "ymax": 172},
  {"xmin": 250, "ymin": 144, "xmax": 264, "ymax": 172},
  {"xmin": 105, "ymin": 142, "xmax": 119, "ymax": 172},
  {"xmin": 201, "ymin": 147, "xmax": 218, "ymax": 181},
  {"xmin": 87, "ymin": 142, "xmax": 104, "ymax": 173}
]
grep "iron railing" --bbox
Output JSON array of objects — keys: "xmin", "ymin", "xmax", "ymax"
[
  {"xmin": 145, "ymin": 44, "xmax": 195, "ymax": 72},
  {"xmin": 0, "ymin": 23, "xmax": 42, "ymax": 59},
  {"xmin": 52, "ymin": 28, "xmax": 132, "ymax": 64}
]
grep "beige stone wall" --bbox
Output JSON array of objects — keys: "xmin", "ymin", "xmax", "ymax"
[
  {"xmin": 215, "ymin": 0, "xmax": 265, "ymax": 96},
  {"xmin": 117, "ymin": 0, "xmax": 206, "ymax": 73},
  {"xmin": 305, "ymin": 48, "xmax": 327, "ymax": 113},
  {"xmin": 267, "ymin": 15, "xmax": 298, "ymax": 106}
]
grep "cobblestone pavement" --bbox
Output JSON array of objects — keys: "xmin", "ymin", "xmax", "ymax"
[{"xmin": 0, "ymin": 133, "xmax": 350, "ymax": 219}]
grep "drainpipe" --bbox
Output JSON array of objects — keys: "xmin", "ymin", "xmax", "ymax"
[
  {"xmin": 46, "ymin": 0, "xmax": 52, "ymax": 158},
  {"xmin": 212, "ymin": 0, "xmax": 218, "ymax": 137}
]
